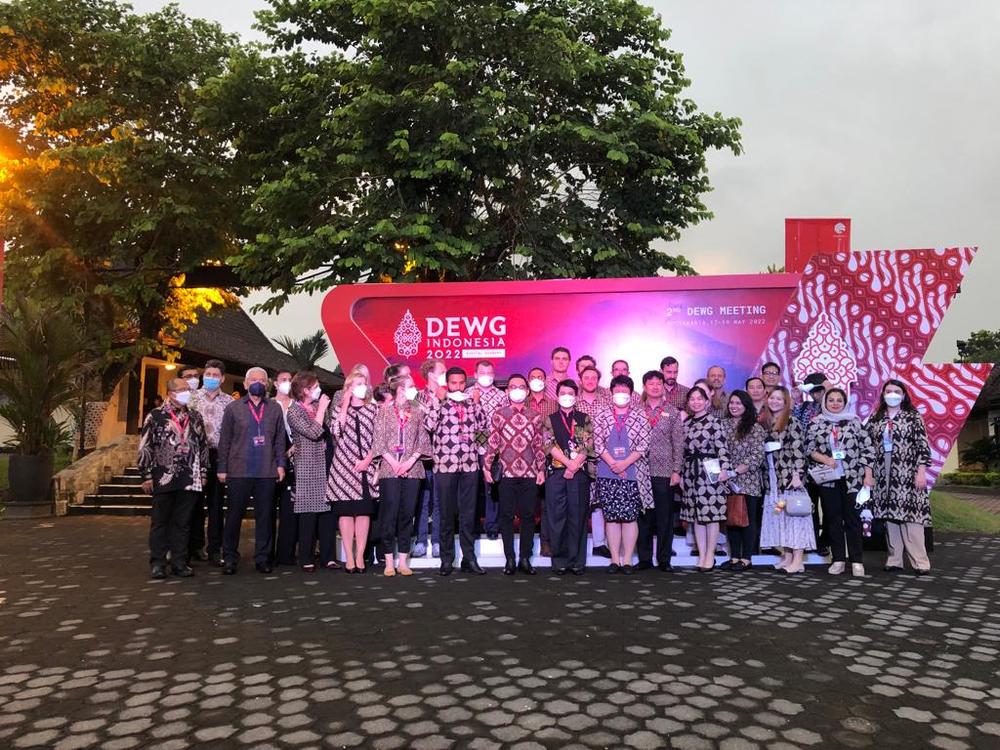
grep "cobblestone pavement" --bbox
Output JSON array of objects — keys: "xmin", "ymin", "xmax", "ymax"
[{"xmin": 1, "ymin": 517, "xmax": 999, "ymax": 750}]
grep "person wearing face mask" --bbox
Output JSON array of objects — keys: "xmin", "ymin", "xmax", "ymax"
[
  {"xmin": 188, "ymin": 359, "xmax": 233, "ymax": 567},
  {"xmin": 271, "ymin": 369, "xmax": 300, "ymax": 567},
  {"xmin": 373, "ymin": 373, "xmax": 431, "ymax": 576},
  {"xmin": 179, "ymin": 366, "xmax": 209, "ymax": 562},
  {"xmin": 541, "ymin": 380, "xmax": 595, "ymax": 575},
  {"xmin": 286, "ymin": 372, "xmax": 335, "ymax": 572},
  {"xmin": 576, "ymin": 366, "xmax": 612, "ymax": 558},
  {"xmin": 757, "ymin": 386, "xmax": 812, "ymax": 574},
  {"xmin": 592, "ymin": 376, "xmax": 653, "ymax": 574},
  {"xmin": 217, "ymin": 367, "xmax": 288, "ymax": 575},
  {"xmin": 609, "ymin": 360, "xmax": 643, "ymax": 408},
  {"xmin": 545, "ymin": 347, "xmax": 573, "ymax": 399},
  {"xmin": 866, "ymin": 380, "xmax": 933, "ymax": 575},
  {"xmin": 138, "ymin": 378, "xmax": 210, "ymax": 579},
  {"xmin": 807, "ymin": 388, "xmax": 875, "ymax": 577},
  {"xmin": 484, "ymin": 374, "xmax": 546, "ymax": 574},
  {"xmin": 528, "ymin": 366, "xmax": 558, "ymax": 557},
  {"xmin": 326, "ymin": 365, "xmax": 380, "ymax": 573},
  {"xmin": 466, "ymin": 360, "xmax": 508, "ymax": 541},
  {"xmin": 425, "ymin": 366, "xmax": 487, "ymax": 575},
  {"xmin": 414, "ymin": 359, "xmax": 447, "ymax": 559}
]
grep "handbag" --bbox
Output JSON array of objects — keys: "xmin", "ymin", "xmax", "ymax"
[
  {"xmin": 783, "ymin": 488, "xmax": 813, "ymax": 517},
  {"xmin": 726, "ymin": 494, "xmax": 749, "ymax": 527},
  {"xmin": 808, "ymin": 463, "xmax": 843, "ymax": 485}
]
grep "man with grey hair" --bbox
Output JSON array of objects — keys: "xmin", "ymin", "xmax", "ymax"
[
  {"xmin": 138, "ymin": 378, "xmax": 210, "ymax": 579},
  {"xmin": 217, "ymin": 367, "xmax": 288, "ymax": 575}
]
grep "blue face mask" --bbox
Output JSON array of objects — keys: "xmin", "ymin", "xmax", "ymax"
[
  {"xmin": 248, "ymin": 382, "xmax": 266, "ymax": 397},
  {"xmin": 203, "ymin": 376, "xmax": 221, "ymax": 391}
]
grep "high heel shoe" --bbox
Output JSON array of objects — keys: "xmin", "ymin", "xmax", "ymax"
[{"xmin": 783, "ymin": 564, "xmax": 805, "ymax": 574}]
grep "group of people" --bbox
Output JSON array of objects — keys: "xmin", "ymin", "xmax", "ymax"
[{"xmin": 137, "ymin": 350, "xmax": 934, "ymax": 580}]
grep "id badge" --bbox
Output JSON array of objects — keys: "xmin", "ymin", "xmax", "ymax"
[
  {"xmin": 252, "ymin": 435, "xmax": 266, "ymax": 447},
  {"xmin": 764, "ymin": 441, "xmax": 782, "ymax": 453},
  {"xmin": 568, "ymin": 439, "xmax": 579, "ymax": 460},
  {"xmin": 613, "ymin": 447, "xmax": 626, "ymax": 459},
  {"xmin": 832, "ymin": 449, "xmax": 846, "ymax": 460}
]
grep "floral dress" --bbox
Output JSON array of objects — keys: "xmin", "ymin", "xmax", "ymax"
[
  {"xmin": 326, "ymin": 402, "xmax": 380, "ymax": 515},
  {"xmin": 592, "ymin": 408, "xmax": 652, "ymax": 522},
  {"xmin": 758, "ymin": 419, "xmax": 815, "ymax": 550},
  {"xmin": 865, "ymin": 410, "xmax": 932, "ymax": 526}
]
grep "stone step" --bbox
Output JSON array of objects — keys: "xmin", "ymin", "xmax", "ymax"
[
  {"xmin": 110, "ymin": 475, "xmax": 145, "ymax": 486},
  {"xmin": 97, "ymin": 484, "xmax": 149, "ymax": 496}
]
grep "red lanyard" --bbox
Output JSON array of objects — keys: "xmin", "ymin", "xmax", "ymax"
[
  {"xmin": 613, "ymin": 409, "xmax": 628, "ymax": 440},
  {"xmin": 559, "ymin": 410, "xmax": 575, "ymax": 440},
  {"xmin": 248, "ymin": 400, "xmax": 266, "ymax": 436},
  {"xmin": 454, "ymin": 402, "xmax": 465, "ymax": 424},
  {"xmin": 646, "ymin": 404, "xmax": 661, "ymax": 427},
  {"xmin": 393, "ymin": 403, "xmax": 409, "ymax": 449},
  {"xmin": 300, "ymin": 400, "xmax": 318, "ymax": 420},
  {"xmin": 166, "ymin": 405, "xmax": 189, "ymax": 445}
]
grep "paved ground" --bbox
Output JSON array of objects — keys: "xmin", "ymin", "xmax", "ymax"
[{"xmin": 1, "ymin": 518, "xmax": 999, "ymax": 750}]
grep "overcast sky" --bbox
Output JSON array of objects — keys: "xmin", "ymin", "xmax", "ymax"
[{"xmin": 132, "ymin": 0, "xmax": 999, "ymax": 368}]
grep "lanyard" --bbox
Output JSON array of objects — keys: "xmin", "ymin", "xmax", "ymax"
[
  {"xmin": 646, "ymin": 404, "xmax": 662, "ymax": 427},
  {"xmin": 393, "ymin": 403, "xmax": 409, "ymax": 452},
  {"xmin": 559, "ymin": 410, "xmax": 575, "ymax": 441},
  {"xmin": 248, "ymin": 399, "xmax": 266, "ymax": 437},
  {"xmin": 830, "ymin": 425, "xmax": 840, "ymax": 451},
  {"xmin": 166, "ymin": 405, "xmax": 189, "ymax": 445},
  {"xmin": 613, "ymin": 410, "xmax": 628, "ymax": 440}
]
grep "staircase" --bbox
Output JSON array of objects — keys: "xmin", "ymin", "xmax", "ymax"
[{"xmin": 67, "ymin": 467, "xmax": 151, "ymax": 516}]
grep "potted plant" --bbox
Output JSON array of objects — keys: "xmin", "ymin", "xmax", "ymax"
[{"xmin": 0, "ymin": 298, "xmax": 88, "ymax": 517}]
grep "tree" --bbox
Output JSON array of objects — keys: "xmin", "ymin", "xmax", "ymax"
[
  {"xmin": 218, "ymin": 0, "xmax": 742, "ymax": 311},
  {"xmin": 0, "ymin": 0, "xmax": 241, "ymax": 395},
  {"xmin": 956, "ymin": 330, "xmax": 1000, "ymax": 364},
  {"xmin": 272, "ymin": 329, "xmax": 330, "ymax": 370}
]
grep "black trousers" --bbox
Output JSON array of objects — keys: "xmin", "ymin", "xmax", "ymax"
[
  {"xmin": 476, "ymin": 456, "xmax": 501, "ymax": 534},
  {"xmin": 274, "ymin": 475, "xmax": 298, "ymax": 565},
  {"xmin": 753, "ymin": 495, "xmax": 766, "ymax": 554},
  {"xmin": 150, "ymin": 490, "xmax": 199, "ymax": 568},
  {"xmin": 545, "ymin": 471, "xmax": 590, "ymax": 570},
  {"xmin": 725, "ymin": 494, "xmax": 761, "ymax": 560},
  {"xmin": 297, "ymin": 510, "xmax": 337, "ymax": 566},
  {"xmin": 819, "ymin": 480, "xmax": 863, "ymax": 562},
  {"xmin": 203, "ymin": 450, "xmax": 226, "ymax": 556},
  {"xmin": 498, "ymin": 477, "xmax": 537, "ymax": 562},
  {"xmin": 637, "ymin": 477, "xmax": 677, "ymax": 564},
  {"xmin": 223, "ymin": 477, "xmax": 277, "ymax": 566},
  {"xmin": 188, "ymin": 448, "xmax": 218, "ymax": 555},
  {"xmin": 808, "ymin": 480, "xmax": 828, "ymax": 550},
  {"xmin": 435, "ymin": 470, "xmax": 479, "ymax": 565},
  {"xmin": 379, "ymin": 477, "xmax": 422, "ymax": 556}
]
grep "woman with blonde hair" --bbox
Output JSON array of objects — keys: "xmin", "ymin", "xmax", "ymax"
[{"xmin": 326, "ymin": 364, "xmax": 379, "ymax": 573}]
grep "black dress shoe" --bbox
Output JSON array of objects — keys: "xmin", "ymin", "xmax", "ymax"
[
  {"xmin": 570, "ymin": 567, "xmax": 585, "ymax": 576},
  {"xmin": 883, "ymin": 565, "xmax": 904, "ymax": 573},
  {"xmin": 461, "ymin": 560, "xmax": 486, "ymax": 575},
  {"xmin": 222, "ymin": 564, "xmax": 237, "ymax": 575},
  {"xmin": 592, "ymin": 544, "xmax": 612, "ymax": 559},
  {"xmin": 503, "ymin": 560, "xmax": 516, "ymax": 575},
  {"xmin": 189, "ymin": 551, "xmax": 208, "ymax": 563},
  {"xmin": 487, "ymin": 532, "xmax": 499, "ymax": 541},
  {"xmin": 208, "ymin": 552, "xmax": 223, "ymax": 568},
  {"xmin": 553, "ymin": 567, "xmax": 567, "ymax": 576},
  {"xmin": 635, "ymin": 560, "xmax": 653, "ymax": 571},
  {"xmin": 915, "ymin": 568, "xmax": 931, "ymax": 576},
  {"xmin": 607, "ymin": 563, "xmax": 621, "ymax": 574},
  {"xmin": 150, "ymin": 564, "xmax": 167, "ymax": 580},
  {"xmin": 657, "ymin": 562, "xmax": 672, "ymax": 572},
  {"xmin": 171, "ymin": 565, "xmax": 195, "ymax": 578},
  {"xmin": 621, "ymin": 564, "xmax": 635, "ymax": 575},
  {"xmin": 255, "ymin": 563, "xmax": 273, "ymax": 574},
  {"xmin": 439, "ymin": 564, "xmax": 454, "ymax": 576},
  {"xmin": 517, "ymin": 559, "xmax": 536, "ymax": 576}
]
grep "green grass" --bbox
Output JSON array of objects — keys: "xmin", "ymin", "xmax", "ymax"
[{"xmin": 931, "ymin": 490, "xmax": 1000, "ymax": 535}]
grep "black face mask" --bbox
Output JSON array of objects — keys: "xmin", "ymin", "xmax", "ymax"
[{"xmin": 248, "ymin": 382, "xmax": 266, "ymax": 397}]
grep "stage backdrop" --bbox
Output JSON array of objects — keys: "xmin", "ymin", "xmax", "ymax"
[{"xmin": 321, "ymin": 274, "xmax": 800, "ymax": 387}]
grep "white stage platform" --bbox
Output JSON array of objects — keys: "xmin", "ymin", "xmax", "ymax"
[{"xmin": 352, "ymin": 536, "xmax": 829, "ymax": 569}]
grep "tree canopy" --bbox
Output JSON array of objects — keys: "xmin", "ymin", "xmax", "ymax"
[
  {"xmin": 214, "ymin": 0, "xmax": 742, "ymax": 311},
  {"xmin": 0, "ymin": 0, "xmax": 240, "ymax": 394},
  {"xmin": 957, "ymin": 330, "xmax": 1000, "ymax": 365}
]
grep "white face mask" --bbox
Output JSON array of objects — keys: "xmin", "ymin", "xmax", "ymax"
[
  {"xmin": 173, "ymin": 391, "xmax": 191, "ymax": 406},
  {"xmin": 447, "ymin": 390, "xmax": 467, "ymax": 403},
  {"xmin": 351, "ymin": 383, "xmax": 368, "ymax": 399},
  {"xmin": 477, "ymin": 374, "xmax": 494, "ymax": 388},
  {"xmin": 427, "ymin": 372, "xmax": 441, "ymax": 387},
  {"xmin": 310, "ymin": 385, "xmax": 322, "ymax": 401},
  {"xmin": 403, "ymin": 386, "xmax": 418, "ymax": 401},
  {"xmin": 612, "ymin": 392, "xmax": 631, "ymax": 407},
  {"xmin": 558, "ymin": 394, "xmax": 576, "ymax": 409},
  {"xmin": 185, "ymin": 377, "xmax": 200, "ymax": 391},
  {"xmin": 528, "ymin": 379, "xmax": 545, "ymax": 393},
  {"xmin": 276, "ymin": 381, "xmax": 292, "ymax": 396},
  {"xmin": 508, "ymin": 388, "xmax": 527, "ymax": 404},
  {"xmin": 883, "ymin": 393, "xmax": 903, "ymax": 407}
]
